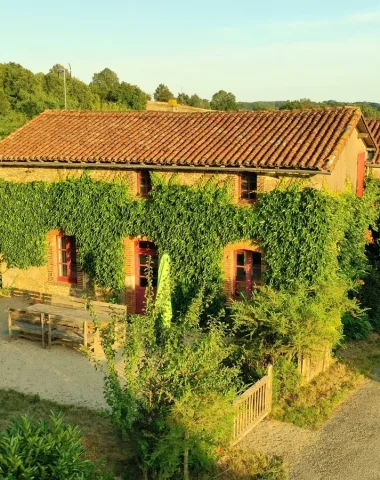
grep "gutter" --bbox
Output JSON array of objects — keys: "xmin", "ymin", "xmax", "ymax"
[{"xmin": 0, "ymin": 161, "xmax": 331, "ymax": 176}]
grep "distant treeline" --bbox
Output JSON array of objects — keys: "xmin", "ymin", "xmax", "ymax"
[
  {"xmin": 0, "ymin": 62, "xmax": 379, "ymax": 140},
  {"xmin": 238, "ymin": 99, "xmax": 380, "ymax": 117}
]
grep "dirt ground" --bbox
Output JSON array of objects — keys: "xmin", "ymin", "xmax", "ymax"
[
  {"xmin": 0, "ymin": 296, "xmax": 108, "ymax": 410},
  {"xmin": 241, "ymin": 375, "xmax": 380, "ymax": 480}
]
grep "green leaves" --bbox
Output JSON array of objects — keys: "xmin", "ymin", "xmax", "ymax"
[
  {"xmin": 0, "ymin": 174, "xmax": 377, "ymax": 320},
  {"xmin": 0, "ymin": 413, "xmax": 111, "ymax": 479}
]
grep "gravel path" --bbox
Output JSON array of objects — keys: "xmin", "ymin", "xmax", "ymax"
[
  {"xmin": 0, "ymin": 297, "xmax": 108, "ymax": 410},
  {"xmin": 241, "ymin": 377, "xmax": 380, "ymax": 480}
]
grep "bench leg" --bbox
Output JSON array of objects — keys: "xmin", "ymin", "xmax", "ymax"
[
  {"xmin": 41, "ymin": 314, "xmax": 45, "ymax": 349},
  {"xmin": 8, "ymin": 311, "xmax": 12, "ymax": 340},
  {"xmin": 48, "ymin": 315, "xmax": 52, "ymax": 350}
]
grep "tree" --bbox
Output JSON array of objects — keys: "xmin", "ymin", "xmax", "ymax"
[
  {"xmin": 90, "ymin": 68, "xmax": 120, "ymax": 104},
  {"xmin": 117, "ymin": 81, "xmax": 149, "ymax": 110},
  {"xmin": 210, "ymin": 90, "xmax": 239, "ymax": 111},
  {"xmin": 92, "ymin": 289, "xmax": 240, "ymax": 479},
  {"xmin": 154, "ymin": 83, "xmax": 174, "ymax": 102},
  {"xmin": 177, "ymin": 92, "xmax": 190, "ymax": 105},
  {"xmin": 279, "ymin": 98, "xmax": 316, "ymax": 110},
  {"xmin": 201, "ymin": 98, "xmax": 210, "ymax": 109},
  {"xmin": 188, "ymin": 94, "xmax": 202, "ymax": 108}
]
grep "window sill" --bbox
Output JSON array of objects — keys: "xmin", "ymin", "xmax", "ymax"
[{"xmin": 238, "ymin": 198, "xmax": 258, "ymax": 205}]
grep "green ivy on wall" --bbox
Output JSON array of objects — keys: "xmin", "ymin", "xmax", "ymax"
[{"xmin": 0, "ymin": 173, "xmax": 377, "ymax": 312}]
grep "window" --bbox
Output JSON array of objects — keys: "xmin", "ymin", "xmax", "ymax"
[
  {"xmin": 240, "ymin": 173, "xmax": 257, "ymax": 201},
  {"xmin": 57, "ymin": 235, "xmax": 77, "ymax": 283},
  {"xmin": 139, "ymin": 170, "xmax": 152, "ymax": 196},
  {"xmin": 135, "ymin": 241, "xmax": 158, "ymax": 313},
  {"xmin": 234, "ymin": 250, "xmax": 262, "ymax": 297}
]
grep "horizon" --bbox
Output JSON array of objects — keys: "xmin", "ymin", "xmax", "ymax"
[{"xmin": 1, "ymin": 0, "xmax": 380, "ymax": 103}]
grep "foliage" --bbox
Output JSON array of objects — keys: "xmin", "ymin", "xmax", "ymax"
[
  {"xmin": 0, "ymin": 389, "xmax": 132, "ymax": 478},
  {"xmin": 210, "ymin": 90, "xmax": 239, "ymax": 111},
  {"xmin": 0, "ymin": 174, "xmax": 378, "ymax": 317},
  {"xmin": 271, "ymin": 357, "xmax": 301, "ymax": 405},
  {"xmin": 358, "ymin": 177, "xmax": 380, "ymax": 331},
  {"xmin": 0, "ymin": 62, "xmax": 151, "ymax": 140},
  {"xmin": 90, "ymin": 67, "xmax": 120, "ymax": 103},
  {"xmin": 254, "ymin": 185, "xmax": 334, "ymax": 288},
  {"xmin": 142, "ymin": 175, "xmax": 245, "ymax": 313},
  {"xmin": 341, "ymin": 311, "xmax": 372, "ymax": 341},
  {"xmin": 0, "ymin": 413, "xmax": 112, "ymax": 479},
  {"xmin": 272, "ymin": 362, "xmax": 361, "ymax": 429},
  {"xmin": 231, "ymin": 280, "xmax": 352, "ymax": 374},
  {"xmin": 95, "ymin": 291, "xmax": 240, "ymax": 479},
  {"xmin": 153, "ymin": 83, "xmax": 174, "ymax": 102},
  {"xmin": 0, "ymin": 181, "xmax": 51, "ymax": 268}
]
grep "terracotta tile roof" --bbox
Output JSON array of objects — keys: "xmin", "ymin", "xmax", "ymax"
[
  {"xmin": 367, "ymin": 118, "xmax": 380, "ymax": 164},
  {"xmin": 0, "ymin": 107, "xmax": 373, "ymax": 172}
]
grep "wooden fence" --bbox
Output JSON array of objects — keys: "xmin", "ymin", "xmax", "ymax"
[{"xmin": 232, "ymin": 365, "xmax": 273, "ymax": 445}]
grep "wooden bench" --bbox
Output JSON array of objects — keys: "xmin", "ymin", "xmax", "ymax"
[
  {"xmin": 8, "ymin": 308, "xmax": 49, "ymax": 348},
  {"xmin": 9, "ymin": 295, "xmax": 127, "ymax": 352}
]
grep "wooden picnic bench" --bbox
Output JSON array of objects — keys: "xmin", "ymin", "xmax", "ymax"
[{"xmin": 8, "ymin": 295, "xmax": 127, "ymax": 352}]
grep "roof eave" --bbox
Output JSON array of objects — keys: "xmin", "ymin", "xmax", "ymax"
[{"xmin": 0, "ymin": 160, "xmax": 331, "ymax": 176}]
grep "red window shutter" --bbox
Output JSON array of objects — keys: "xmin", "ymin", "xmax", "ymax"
[{"xmin": 356, "ymin": 152, "xmax": 366, "ymax": 197}]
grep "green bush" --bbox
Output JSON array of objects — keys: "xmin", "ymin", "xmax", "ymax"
[
  {"xmin": 0, "ymin": 413, "xmax": 112, "ymax": 480},
  {"xmin": 272, "ymin": 357, "xmax": 301, "ymax": 405},
  {"xmin": 231, "ymin": 281, "xmax": 348, "ymax": 376},
  {"xmin": 342, "ymin": 311, "xmax": 372, "ymax": 341}
]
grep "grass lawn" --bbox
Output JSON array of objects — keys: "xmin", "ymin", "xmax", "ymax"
[
  {"xmin": 272, "ymin": 334, "xmax": 380, "ymax": 429},
  {"xmin": 0, "ymin": 389, "xmax": 132, "ymax": 477}
]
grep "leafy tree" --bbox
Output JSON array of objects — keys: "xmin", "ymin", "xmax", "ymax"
[
  {"xmin": 189, "ymin": 94, "xmax": 203, "ymax": 108},
  {"xmin": 93, "ymin": 289, "xmax": 240, "ymax": 479},
  {"xmin": 210, "ymin": 90, "xmax": 239, "ymax": 111},
  {"xmin": 177, "ymin": 92, "xmax": 190, "ymax": 105},
  {"xmin": 117, "ymin": 81, "xmax": 149, "ymax": 110},
  {"xmin": 90, "ymin": 68, "xmax": 120, "ymax": 104},
  {"xmin": 154, "ymin": 83, "xmax": 174, "ymax": 102},
  {"xmin": 201, "ymin": 98, "xmax": 210, "ymax": 109}
]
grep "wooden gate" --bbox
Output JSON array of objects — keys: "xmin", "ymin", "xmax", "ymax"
[{"xmin": 232, "ymin": 365, "xmax": 273, "ymax": 445}]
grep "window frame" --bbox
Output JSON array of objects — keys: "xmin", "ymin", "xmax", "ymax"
[
  {"xmin": 234, "ymin": 249, "xmax": 262, "ymax": 298},
  {"xmin": 138, "ymin": 170, "xmax": 153, "ymax": 197},
  {"xmin": 239, "ymin": 172, "xmax": 258, "ymax": 202},
  {"xmin": 56, "ymin": 234, "xmax": 77, "ymax": 284},
  {"xmin": 135, "ymin": 240, "xmax": 158, "ymax": 313}
]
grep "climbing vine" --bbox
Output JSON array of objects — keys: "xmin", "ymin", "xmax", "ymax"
[{"xmin": 0, "ymin": 173, "xmax": 378, "ymax": 313}]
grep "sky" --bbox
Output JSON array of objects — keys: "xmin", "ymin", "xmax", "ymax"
[{"xmin": 1, "ymin": 0, "xmax": 380, "ymax": 102}]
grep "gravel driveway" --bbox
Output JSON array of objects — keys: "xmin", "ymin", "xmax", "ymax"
[
  {"xmin": 241, "ymin": 376, "xmax": 380, "ymax": 480},
  {"xmin": 0, "ymin": 296, "xmax": 108, "ymax": 410}
]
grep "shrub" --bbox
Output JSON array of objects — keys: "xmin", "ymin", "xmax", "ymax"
[
  {"xmin": 0, "ymin": 413, "xmax": 112, "ymax": 479},
  {"xmin": 231, "ymin": 280, "xmax": 350, "ymax": 376},
  {"xmin": 94, "ymin": 291, "xmax": 240, "ymax": 479},
  {"xmin": 342, "ymin": 311, "xmax": 372, "ymax": 341},
  {"xmin": 272, "ymin": 357, "xmax": 301, "ymax": 405}
]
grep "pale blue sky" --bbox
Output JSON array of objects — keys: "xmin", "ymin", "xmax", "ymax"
[{"xmin": 2, "ymin": 0, "xmax": 380, "ymax": 102}]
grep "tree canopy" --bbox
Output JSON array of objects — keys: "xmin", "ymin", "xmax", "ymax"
[
  {"xmin": 154, "ymin": 83, "xmax": 174, "ymax": 102},
  {"xmin": 210, "ymin": 90, "xmax": 239, "ymax": 111},
  {"xmin": 0, "ymin": 62, "xmax": 151, "ymax": 139}
]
